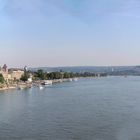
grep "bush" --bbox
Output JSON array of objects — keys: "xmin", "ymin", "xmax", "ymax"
[
  {"xmin": 20, "ymin": 72, "xmax": 30, "ymax": 82},
  {"xmin": 0, "ymin": 74, "xmax": 4, "ymax": 84}
]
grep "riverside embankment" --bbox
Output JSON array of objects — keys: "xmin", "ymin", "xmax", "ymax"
[{"xmin": 0, "ymin": 78, "xmax": 78, "ymax": 91}]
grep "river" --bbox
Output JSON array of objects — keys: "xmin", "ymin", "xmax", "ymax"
[{"xmin": 0, "ymin": 76, "xmax": 140, "ymax": 140}]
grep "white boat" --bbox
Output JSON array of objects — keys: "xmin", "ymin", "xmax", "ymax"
[
  {"xmin": 69, "ymin": 78, "xmax": 73, "ymax": 82},
  {"xmin": 42, "ymin": 80, "xmax": 52, "ymax": 85},
  {"xmin": 73, "ymin": 78, "xmax": 78, "ymax": 81},
  {"xmin": 39, "ymin": 85, "xmax": 44, "ymax": 90},
  {"xmin": 18, "ymin": 87, "xmax": 24, "ymax": 90}
]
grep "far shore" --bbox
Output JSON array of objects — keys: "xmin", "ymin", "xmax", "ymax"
[
  {"xmin": 0, "ymin": 78, "xmax": 79, "ymax": 91},
  {"xmin": 0, "ymin": 76, "xmax": 110, "ymax": 92},
  {"xmin": 0, "ymin": 86, "xmax": 16, "ymax": 91}
]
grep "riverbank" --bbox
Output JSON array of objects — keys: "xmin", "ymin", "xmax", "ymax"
[
  {"xmin": 0, "ymin": 83, "xmax": 32, "ymax": 91},
  {"xmin": 0, "ymin": 86, "xmax": 16, "ymax": 91},
  {"xmin": 33, "ymin": 78, "xmax": 78, "ymax": 86},
  {"xmin": 0, "ymin": 78, "xmax": 78, "ymax": 91}
]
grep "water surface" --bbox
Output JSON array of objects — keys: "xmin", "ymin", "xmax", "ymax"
[{"xmin": 0, "ymin": 76, "xmax": 140, "ymax": 140}]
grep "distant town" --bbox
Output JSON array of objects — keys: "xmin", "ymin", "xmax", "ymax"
[
  {"xmin": 1, "ymin": 64, "xmax": 140, "ymax": 91},
  {"xmin": 0, "ymin": 64, "xmax": 108, "ymax": 91}
]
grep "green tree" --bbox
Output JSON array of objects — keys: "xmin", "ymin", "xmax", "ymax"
[
  {"xmin": 20, "ymin": 70, "xmax": 30, "ymax": 82},
  {"xmin": 0, "ymin": 74, "xmax": 4, "ymax": 84},
  {"xmin": 36, "ymin": 69, "xmax": 46, "ymax": 80},
  {"xmin": 50, "ymin": 72, "xmax": 54, "ymax": 79},
  {"xmin": 63, "ymin": 72, "xmax": 70, "ymax": 78},
  {"xmin": 53, "ymin": 72, "xmax": 61, "ymax": 79},
  {"xmin": 20, "ymin": 73, "xmax": 29, "ymax": 82}
]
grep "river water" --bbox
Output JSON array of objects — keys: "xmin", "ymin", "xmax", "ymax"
[{"xmin": 0, "ymin": 76, "xmax": 140, "ymax": 140}]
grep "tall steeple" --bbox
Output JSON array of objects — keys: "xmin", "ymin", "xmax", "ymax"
[
  {"xmin": 24, "ymin": 66, "xmax": 28, "ymax": 72},
  {"xmin": 3, "ymin": 64, "xmax": 8, "ymax": 72}
]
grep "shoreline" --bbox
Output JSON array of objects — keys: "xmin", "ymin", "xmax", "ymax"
[
  {"xmin": 0, "ymin": 76, "xmax": 108, "ymax": 92},
  {"xmin": 0, "ymin": 86, "xmax": 17, "ymax": 91},
  {"xmin": 0, "ymin": 78, "xmax": 78, "ymax": 91},
  {"xmin": 0, "ymin": 83, "xmax": 32, "ymax": 91}
]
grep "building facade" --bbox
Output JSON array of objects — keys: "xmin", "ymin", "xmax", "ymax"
[
  {"xmin": 0, "ymin": 64, "xmax": 24, "ymax": 81},
  {"xmin": 8, "ymin": 70, "xmax": 24, "ymax": 81},
  {"xmin": 0, "ymin": 64, "xmax": 9, "ymax": 81}
]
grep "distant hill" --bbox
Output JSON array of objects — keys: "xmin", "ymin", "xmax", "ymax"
[{"xmin": 30, "ymin": 66, "xmax": 140, "ymax": 76}]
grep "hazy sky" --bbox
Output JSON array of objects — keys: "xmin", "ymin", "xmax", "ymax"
[{"xmin": 0, "ymin": 0, "xmax": 140, "ymax": 67}]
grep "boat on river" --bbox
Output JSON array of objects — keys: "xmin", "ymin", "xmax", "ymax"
[
  {"xmin": 39, "ymin": 85, "xmax": 44, "ymax": 90},
  {"xmin": 42, "ymin": 80, "xmax": 52, "ymax": 85},
  {"xmin": 73, "ymin": 78, "xmax": 78, "ymax": 81}
]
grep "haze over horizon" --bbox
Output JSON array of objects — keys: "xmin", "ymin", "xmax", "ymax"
[{"xmin": 0, "ymin": 0, "xmax": 140, "ymax": 67}]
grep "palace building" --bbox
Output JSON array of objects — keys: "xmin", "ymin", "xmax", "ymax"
[{"xmin": 0, "ymin": 64, "xmax": 24, "ymax": 81}]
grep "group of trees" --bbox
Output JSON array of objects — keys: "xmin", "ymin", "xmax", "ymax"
[
  {"xmin": 32, "ymin": 69, "xmax": 107, "ymax": 81},
  {"xmin": 19, "ymin": 68, "xmax": 107, "ymax": 82},
  {"xmin": 33, "ymin": 70, "xmax": 74, "ymax": 80},
  {"xmin": 0, "ymin": 69, "xmax": 108, "ymax": 83},
  {"xmin": 20, "ymin": 70, "xmax": 30, "ymax": 82},
  {"xmin": 47, "ymin": 72, "xmax": 75, "ymax": 79},
  {"xmin": 0, "ymin": 74, "xmax": 4, "ymax": 84}
]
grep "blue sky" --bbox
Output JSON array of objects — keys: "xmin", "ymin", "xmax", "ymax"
[{"xmin": 0, "ymin": 0, "xmax": 140, "ymax": 67}]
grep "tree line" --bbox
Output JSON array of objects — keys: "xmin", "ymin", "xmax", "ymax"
[
  {"xmin": 0, "ymin": 69, "xmax": 107, "ymax": 83},
  {"xmin": 32, "ymin": 70, "xmax": 107, "ymax": 81}
]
